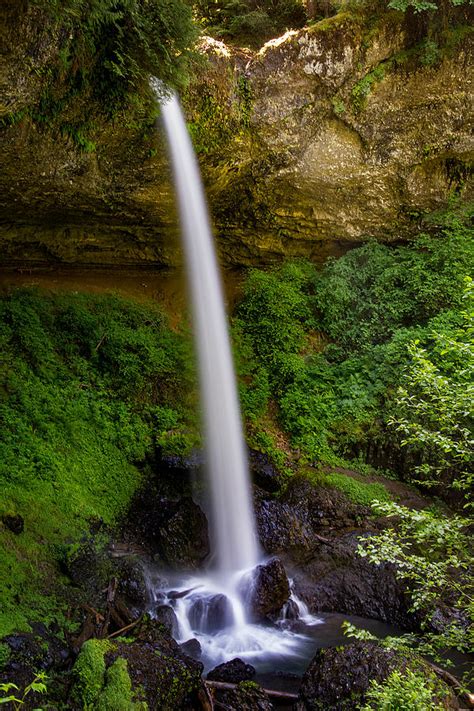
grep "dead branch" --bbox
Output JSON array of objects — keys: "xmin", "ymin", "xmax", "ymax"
[{"xmin": 205, "ymin": 680, "xmax": 298, "ymax": 701}]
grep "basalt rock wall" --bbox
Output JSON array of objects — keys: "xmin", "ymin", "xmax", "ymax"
[{"xmin": 0, "ymin": 3, "xmax": 472, "ymax": 266}]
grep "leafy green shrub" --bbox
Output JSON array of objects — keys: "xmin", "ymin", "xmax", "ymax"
[
  {"xmin": 388, "ymin": 278, "xmax": 473, "ymax": 504},
  {"xmin": 4, "ymin": 0, "xmax": 198, "ymax": 149},
  {"xmin": 358, "ymin": 501, "xmax": 474, "ymax": 661},
  {"xmin": 0, "ymin": 672, "xmax": 48, "ymax": 711},
  {"xmin": 196, "ymin": 0, "xmax": 307, "ymax": 47},
  {"xmin": 359, "ymin": 668, "xmax": 446, "ymax": 710},
  {"xmin": 0, "ymin": 290, "xmax": 196, "ymax": 636},
  {"xmin": 33, "ymin": 0, "xmax": 197, "ymax": 101},
  {"xmin": 235, "ymin": 205, "xmax": 473, "ymax": 469}
]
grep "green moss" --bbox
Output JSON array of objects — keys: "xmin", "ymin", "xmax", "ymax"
[
  {"xmin": 0, "ymin": 290, "xmax": 197, "ymax": 636},
  {"xmin": 331, "ymin": 97, "xmax": 346, "ymax": 117},
  {"xmin": 97, "ymin": 657, "xmax": 147, "ymax": 711},
  {"xmin": 307, "ymin": 11, "xmax": 361, "ymax": 34},
  {"xmin": 0, "ymin": 642, "xmax": 10, "ymax": 670},
  {"xmin": 72, "ymin": 639, "xmax": 112, "ymax": 708},
  {"xmin": 323, "ymin": 471, "xmax": 392, "ymax": 506},
  {"xmin": 351, "ymin": 64, "xmax": 386, "ymax": 113}
]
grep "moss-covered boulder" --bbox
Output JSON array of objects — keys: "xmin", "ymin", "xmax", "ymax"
[
  {"xmin": 70, "ymin": 618, "xmax": 206, "ymax": 710},
  {"xmin": 295, "ymin": 641, "xmax": 459, "ymax": 710}
]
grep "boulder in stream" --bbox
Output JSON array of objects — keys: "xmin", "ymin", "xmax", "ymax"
[
  {"xmin": 246, "ymin": 557, "xmax": 290, "ymax": 621},
  {"xmin": 207, "ymin": 657, "xmax": 256, "ymax": 683}
]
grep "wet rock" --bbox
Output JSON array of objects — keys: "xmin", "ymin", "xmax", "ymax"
[
  {"xmin": 249, "ymin": 449, "xmax": 282, "ymax": 493},
  {"xmin": 295, "ymin": 642, "xmax": 459, "ymax": 710},
  {"xmin": 115, "ymin": 555, "xmax": 149, "ymax": 612},
  {"xmin": 207, "ymin": 657, "xmax": 256, "ymax": 683},
  {"xmin": 292, "ymin": 532, "xmax": 418, "ymax": 629},
  {"xmin": 64, "ymin": 542, "xmax": 115, "ymax": 603},
  {"xmin": 246, "ymin": 558, "xmax": 290, "ymax": 621},
  {"xmin": 179, "ymin": 638, "xmax": 202, "ymax": 660},
  {"xmin": 70, "ymin": 616, "xmax": 206, "ymax": 710},
  {"xmin": 254, "ymin": 477, "xmax": 418, "ymax": 629},
  {"xmin": 213, "ymin": 680, "xmax": 273, "ymax": 711},
  {"xmin": 155, "ymin": 604, "xmax": 180, "ymax": 637},
  {"xmin": 1, "ymin": 7, "xmax": 472, "ymax": 269},
  {"xmin": 159, "ymin": 497, "xmax": 210, "ymax": 568},
  {"xmin": 279, "ymin": 598, "xmax": 300, "ymax": 621},
  {"xmin": 1, "ymin": 513, "xmax": 24, "ymax": 534},
  {"xmin": 124, "ymin": 464, "xmax": 210, "ymax": 568},
  {"xmin": 188, "ymin": 593, "xmax": 234, "ymax": 633},
  {"xmin": 0, "ymin": 630, "xmax": 70, "ymax": 700}
]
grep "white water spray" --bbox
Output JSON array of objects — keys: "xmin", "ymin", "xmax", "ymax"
[{"xmin": 157, "ymin": 86, "xmax": 258, "ymax": 575}]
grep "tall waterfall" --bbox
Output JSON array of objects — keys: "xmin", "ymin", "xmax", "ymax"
[{"xmin": 158, "ymin": 88, "xmax": 258, "ymax": 575}]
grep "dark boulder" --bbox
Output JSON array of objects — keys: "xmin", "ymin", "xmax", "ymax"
[
  {"xmin": 292, "ymin": 533, "xmax": 418, "ymax": 629},
  {"xmin": 245, "ymin": 558, "xmax": 290, "ymax": 621},
  {"xmin": 188, "ymin": 593, "xmax": 234, "ymax": 633},
  {"xmin": 155, "ymin": 604, "xmax": 180, "ymax": 637},
  {"xmin": 207, "ymin": 657, "xmax": 256, "ymax": 683},
  {"xmin": 115, "ymin": 555, "xmax": 149, "ymax": 613},
  {"xmin": 295, "ymin": 642, "xmax": 459, "ymax": 710},
  {"xmin": 159, "ymin": 497, "xmax": 210, "ymax": 568},
  {"xmin": 1, "ymin": 629, "xmax": 70, "ymax": 702},
  {"xmin": 211, "ymin": 680, "xmax": 273, "ymax": 711},
  {"xmin": 249, "ymin": 449, "xmax": 282, "ymax": 493},
  {"xmin": 179, "ymin": 638, "xmax": 202, "ymax": 660},
  {"xmin": 255, "ymin": 476, "xmax": 418, "ymax": 630}
]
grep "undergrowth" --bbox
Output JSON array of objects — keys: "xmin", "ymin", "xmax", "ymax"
[
  {"xmin": 234, "ymin": 203, "xmax": 474, "ymax": 483},
  {"xmin": 0, "ymin": 290, "xmax": 196, "ymax": 636}
]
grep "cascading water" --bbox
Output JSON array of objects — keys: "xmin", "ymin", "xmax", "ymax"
[
  {"xmin": 151, "ymin": 84, "xmax": 322, "ymax": 671},
  {"xmin": 158, "ymin": 87, "xmax": 258, "ymax": 577}
]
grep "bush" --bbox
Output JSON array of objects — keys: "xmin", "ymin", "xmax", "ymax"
[
  {"xmin": 0, "ymin": 290, "xmax": 196, "ymax": 636},
  {"xmin": 195, "ymin": 0, "xmax": 307, "ymax": 46},
  {"xmin": 234, "ymin": 206, "xmax": 473, "ymax": 469},
  {"xmin": 359, "ymin": 668, "xmax": 447, "ymax": 710}
]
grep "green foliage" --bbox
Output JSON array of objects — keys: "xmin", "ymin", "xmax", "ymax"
[
  {"xmin": 358, "ymin": 668, "xmax": 446, "ymax": 710},
  {"xmin": 387, "ymin": 0, "xmax": 469, "ymax": 13},
  {"xmin": 358, "ymin": 501, "xmax": 474, "ymax": 661},
  {"xmin": 0, "ymin": 671, "xmax": 48, "ymax": 710},
  {"xmin": 352, "ymin": 65, "xmax": 386, "ymax": 112},
  {"xmin": 235, "ymin": 205, "xmax": 473, "ymax": 473},
  {"xmin": 195, "ymin": 0, "xmax": 307, "ymax": 47},
  {"xmin": 5, "ymin": 0, "xmax": 198, "ymax": 149},
  {"xmin": 0, "ymin": 290, "xmax": 196, "ymax": 636},
  {"xmin": 389, "ymin": 279, "xmax": 473, "ymax": 505},
  {"xmin": 323, "ymin": 472, "xmax": 391, "ymax": 506}
]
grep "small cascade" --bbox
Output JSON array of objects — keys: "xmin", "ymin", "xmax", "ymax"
[{"xmin": 148, "ymin": 572, "xmax": 322, "ymax": 671}]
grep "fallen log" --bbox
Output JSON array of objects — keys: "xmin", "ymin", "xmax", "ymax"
[
  {"xmin": 427, "ymin": 662, "xmax": 474, "ymax": 709},
  {"xmin": 107, "ymin": 616, "xmax": 143, "ymax": 640},
  {"xmin": 205, "ymin": 680, "xmax": 298, "ymax": 702}
]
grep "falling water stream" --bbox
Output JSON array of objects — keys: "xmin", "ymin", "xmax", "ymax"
[{"xmin": 153, "ymin": 85, "xmax": 322, "ymax": 671}]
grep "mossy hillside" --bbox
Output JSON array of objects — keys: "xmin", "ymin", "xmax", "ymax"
[
  {"xmin": 0, "ymin": 290, "xmax": 197, "ymax": 637},
  {"xmin": 233, "ymin": 205, "xmax": 474, "ymax": 473}
]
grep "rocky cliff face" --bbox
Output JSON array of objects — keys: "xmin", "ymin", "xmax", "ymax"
[{"xmin": 0, "ymin": 3, "xmax": 472, "ymax": 266}]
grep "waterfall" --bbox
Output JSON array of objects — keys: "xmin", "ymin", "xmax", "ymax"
[
  {"xmin": 148, "ymin": 85, "xmax": 322, "ymax": 671},
  {"xmin": 157, "ymin": 87, "xmax": 258, "ymax": 575}
]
